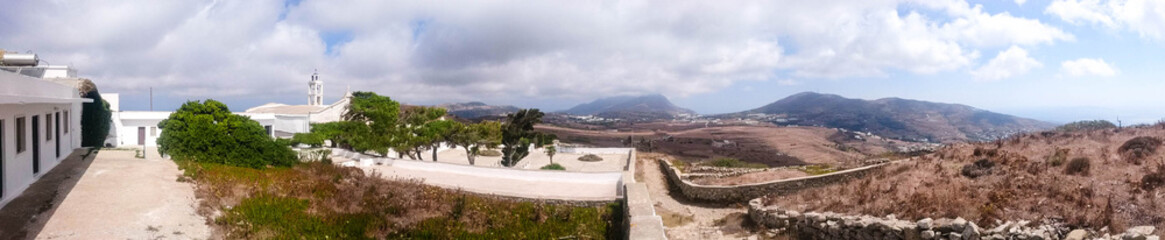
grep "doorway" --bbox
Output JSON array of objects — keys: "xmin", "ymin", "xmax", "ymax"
[
  {"xmin": 138, "ymin": 127, "xmax": 146, "ymax": 145},
  {"xmin": 55, "ymin": 112, "xmax": 60, "ymax": 158},
  {"xmin": 32, "ymin": 115, "xmax": 40, "ymax": 174}
]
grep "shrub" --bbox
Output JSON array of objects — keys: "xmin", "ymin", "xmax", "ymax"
[
  {"xmin": 800, "ymin": 164, "xmax": 836, "ymax": 175},
  {"xmin": 706, "ymin": 158, "xmax": 767, "ymax": 169},
  {"xmin": 299, "ymin": 149, "xmax": 332, "ymax": 163},
  {"xmin": 961, "ymin": 159, "xmax": 995, "ymax": 178},
  {"xmin": 1055, "ymin": 120, "xmax": 1117, "ymax": 132},
  {"xmin": 578, "ymin": 154, "xmax": 603, "ymax": 162},
  {"xmin": 1064, "ymin": 157, "xmax": 1091, "ymax": 176},
  {"xmin": 157, "ymin": 100, "xmax": 297, "ymax": 168},
  {"xmin": 291, "ymin": 133, "xmax": 325, "ymax": 148},
  {"xmin": 1119, "ymin": 137, "xmax": 1161, "ymax": 164},
  {"xmin": 1142, "ymin": 166, "xmax": 1165, "ymax": 191},
  {"xmin": 478, "ymin": 149, "xmax": 502, "ymax": 157},
  {"xmin": 80, "ymin": 82, "xmax": 112, "ymax": 148},
  {"xmin": 1048, "ymin": 148, "xmax": 1069, "ymax": 166},
  {"xmin": 540, "ymin": 163, "xmax": 565, "ymax": 170}
]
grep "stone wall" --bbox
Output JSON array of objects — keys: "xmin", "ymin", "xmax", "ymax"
[
  {"xmin": 748, "ymin": 198, "xmax": 1160, "ymax": 240},
  {"xmin": 659, "ymin": 159, "xmax": 889, "ymax": 203}
]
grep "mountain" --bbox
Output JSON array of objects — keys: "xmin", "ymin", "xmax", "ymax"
[
  {"xmin": 740, "ymin": 92, "xmax": 1055, "ymax": 142},
  {"xmin": 437, "ymin": 102, "xmax": 520, "ymax": 119},
  {"xmin": 562, "ymin": 94, "xmax": 696, "ymax": 120}
]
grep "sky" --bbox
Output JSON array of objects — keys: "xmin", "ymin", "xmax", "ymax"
[{"xmin": 3, "ymin": 0, "xmax": 1165, "ymax": 124}]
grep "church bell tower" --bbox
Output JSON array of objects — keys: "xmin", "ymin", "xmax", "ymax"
[{"xmin": 308, "ymin": 70, "xmax": 323, "ymax": 106}]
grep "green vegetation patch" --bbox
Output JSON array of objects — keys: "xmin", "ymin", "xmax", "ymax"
[
  {"xmin": 181, "ymin": 161, "xmax": 617, "ymax": 239},
  {"xmin": 705, "ymin": 158, "xmax": 767, "ymax": 169},
  {"xmin": 540, "ymin": 163, "xmax": 566, "ymax": 170},
  {"xmin": 1055, "ymin": 120, "xmax": 1117, "ymax": 132}
]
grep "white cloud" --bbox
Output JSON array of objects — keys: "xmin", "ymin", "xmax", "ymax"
[
  {"xmin": 1047, "ymin": 0, "xmax": 1165, "ymax": 40},
  {"xmin": 1061, "ymin": 58, "xmax": 1119, "ymax": 77},
  {"xmin": 971, "ymin": 46, "xmax": 1042, "ymax": 81},
  {"xmin": 1016, "ymin": 0, "xmax": 1029, "ymax": 6},
  {"xmin": 0, "ymin": 0, "xmax": 1073, "ymax": 108}
]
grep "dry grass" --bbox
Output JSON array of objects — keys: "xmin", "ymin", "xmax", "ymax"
[
  {"xmin": 658, "ymin": 209, "xmax": 694, "ymax": 227},
  {"xmin": 764, "ymin": 127, "xmax": 1165, "ymax": 235},
  {"xmin": 179, "ymin": 161, "xmax": 617, "ymax": 239}
]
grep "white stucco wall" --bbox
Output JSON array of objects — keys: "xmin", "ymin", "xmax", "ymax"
[
  {"xmin": 0, "ymin": 70, "xmax": 87, "ymax": 208},
  {"xmin": 111, "ymin": 111, "xmax": 283, "ymax": 147}
]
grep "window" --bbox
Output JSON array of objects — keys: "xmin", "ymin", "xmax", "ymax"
[
  {"xmin": 63, "ymin": 111, "xmax": 69, "ymax": 133},
  {"xmin": 45, "ymin": 114, "xmax": 52, "ymax": 141},
  {"xmin": 265, "ymin": 126, "xmax": 273, "ymax": 136},
  {"xmin": 16, "ymin": 117, "xmax": 25, "ymax": 153},
  {"xmin": 150, "ymin": 126, "xmax": 156, "ymax": 137}
]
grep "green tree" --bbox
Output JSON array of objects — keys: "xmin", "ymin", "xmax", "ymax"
[
  {"xmin": 157, "ymin": 100, "xmax": 296, "ymax": 168},
  {"xmin": 396, "ymin": 106, "xmax": 447, "ymax": 160},
  {"xmin": 500, "ymin": 109, "xmax": 552, "ymax": 167},
  {"xmin": 79, "ymin": 79, "xmax": 111, "ymax": 148},
  {"xmin": 545, "ymin": 145, "xmax": 557, "ymax": 164},
  {"xmin": 448, "ymin": 121, "xmax": 502, "ymax": 165},
  {"xmin": 342, "ymin": 92, "xmax": 401, "ymax": 156}
]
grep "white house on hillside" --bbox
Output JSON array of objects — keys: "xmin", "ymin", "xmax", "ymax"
[{"xmin": 0, "ymin": 52, "xmax": 91, "ymax": 208}]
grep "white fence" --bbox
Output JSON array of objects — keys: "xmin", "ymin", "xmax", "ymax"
[{"xmin": 557, "ymin": 147, "xmax": 634, "ymax": 155}]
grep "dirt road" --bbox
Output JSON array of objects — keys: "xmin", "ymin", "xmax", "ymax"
[{"xmin": 636, "ymin": 153, "xmax": 759, "ymax": 239}]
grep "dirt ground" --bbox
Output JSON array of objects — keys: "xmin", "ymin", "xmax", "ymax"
[
  {"xmin": 636, "ymin": 152, "xmax": 763, "ymax": 239},
  {"xmin": 690, "ymin": 169, "xmax": 809, "ymax": 186},
  {"xmin": 541, "ymin": 124, "xmax": 922, "ymax": 169},
  {"xmin": 764, "ymin": 127, "xmax": 1165, "ymax": 235},
  {"xmin": 34, "ymin": 148, "xmax": 209, "ymax": 240}
]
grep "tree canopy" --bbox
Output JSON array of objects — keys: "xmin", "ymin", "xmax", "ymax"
[
  {"xmin": 342, "ymin": 91, "xmax": 401, "ymax": 156},
  {"xmin": 157, "ymin": 100, "xmax": 296, "ymax": 168},
  {"xmin": 500, "ymin": 109, "xmax": 555, "ymax": 167},
  {"xmin": 447, "ymin": 121, "xmax": 502, "ymax": 165}
]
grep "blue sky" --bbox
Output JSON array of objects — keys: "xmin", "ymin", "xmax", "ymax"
[{"xmin": 3, "ymin": 0, "xmax": 1165, "ymax": 124}]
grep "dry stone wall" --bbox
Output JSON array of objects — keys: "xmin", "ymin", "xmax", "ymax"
[
  {"xmin": 659, "ymin": 159, "xmax": 888, "ymax": 202},
  {"xmin": 748, "ymin": 199, "xmax": 1160, "ymax": 240}
]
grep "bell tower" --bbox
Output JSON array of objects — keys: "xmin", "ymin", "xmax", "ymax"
[{"xmin": 308, "ymin": 70, "xmax": 323, "ymax": 106}]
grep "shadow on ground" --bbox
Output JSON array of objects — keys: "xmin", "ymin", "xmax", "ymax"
[{"xmin": 0, "ymin": 148, "xmax": 98, "ymax": 240}]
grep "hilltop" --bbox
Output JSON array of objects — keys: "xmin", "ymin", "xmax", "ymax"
[
  {"xmin": 562, "ymin": 94, "xmax": 696, "ymax": 120},
  {"xmin": 736, "ymin": 92, "xmax": 1054, "ymax": 142}
]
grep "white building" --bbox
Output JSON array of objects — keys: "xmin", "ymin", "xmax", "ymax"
[
  {"xmin": 105, "ymin": 70, "xmax": 348, "ymax": 146},
  {"xmin": 0, "ymin": 53, "xmax": 91, "ymax": 208}
]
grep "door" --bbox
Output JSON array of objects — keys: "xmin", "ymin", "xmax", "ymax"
[
  {"xmin": 138, "ymin": 127, "xmax": 146, "ymax": 145},
  {"xmin": 1, "ymin": 119, "xmax": 6, "ymax": 197},
  {"xmin": 32, "ymin": 115, "xmax": 39, "ymax": 174},
  {"xmin": 55, "ymin": 112, "xmax": 60, "ymax": 158}
]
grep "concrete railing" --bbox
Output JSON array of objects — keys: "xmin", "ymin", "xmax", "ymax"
[{"xmin": 660, "ymin": 159, "xmax": 890, "ymax": 203}]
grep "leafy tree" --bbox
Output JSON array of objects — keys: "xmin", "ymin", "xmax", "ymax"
[
  {"xmin": 395, "ymin": 106, "xmax": 447, "ymax": 160},
  {"xmin": 447, "ymin": 121, "xmax": 502, "ymax": 165},
  {"xmin": 157, "ymin": 100, "xmax": 296, "ymax": 168},
  {"xmin": 500, "ymin": 109, "xmax": 552, "ymax": 167},
  {"xmin": 342, "ymin": 92, "xmax": 401, "ymax": 156},
  {"xmin": 545, "ymin": 145, "xmax": 557, "ymax": 164}
]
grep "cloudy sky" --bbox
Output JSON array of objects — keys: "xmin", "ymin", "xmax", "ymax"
[{"xmin": 3, "ymin": 0, "xmax": 1165, "ymax": 123}]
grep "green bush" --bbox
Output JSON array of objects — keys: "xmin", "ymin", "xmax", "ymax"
[
  {"xmin": 157, "ymin": 100, "xmax": 297, "ymax": 168},
  {"xmin": 291, "ymin": 132, "xmax": 325, "ymax": 147},
  {"xmin": 1064, "ymin": 157, "xmax": 1090, "ymax": 176},
  {"xmin": 800, "ymin": 164, "xmax": 837, "ymax": 175},
  {"xmin": 540, "ymin": 163, "xmax": 566, "ymax": 170},
  {"xmin": 80, "ymin": 85, "xmax": 111, "ymax": 147},
  {"xmin": 706, "ymin": 158, "xmax": 767, "ymax": 169},
  {"xmin": 1048, "ymin": 148, "xmax": 1069, "ymax": 166},
  {"xmin": 1055, "ymin": 120, "xmax": 1117, "ymax": 132}
]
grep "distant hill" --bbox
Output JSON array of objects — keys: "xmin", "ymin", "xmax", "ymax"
[
  {"xmin": 738, "ymin": 92, "xmax": 1054, "ymax": 142},
  {"xmin": 562, "ymin": 94, "xmax": 696, "ymax": 120},
  {"xmin": 436, "ymin": 102, "xmax": 520, "ymax": 119}
]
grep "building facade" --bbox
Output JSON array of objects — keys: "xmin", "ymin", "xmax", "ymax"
[{"xmin": 0, "ymin": 64, "xmax": 90, "ymax": 208}]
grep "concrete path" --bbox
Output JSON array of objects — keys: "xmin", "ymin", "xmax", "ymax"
[
  {"xmin": 33, "ymin": 148, "xmax": 209, "ymax": 240},
  {"xmin": 637, "ymin": 153, "xmax": 754, "ymax": 239}
]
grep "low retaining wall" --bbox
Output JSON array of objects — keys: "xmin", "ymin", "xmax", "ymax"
[
  {"xmin": 659, "ymin": 159, "xmax": 889, "ymax": 203},
  {"xmin": 747, "ymin": 198, "xmax": 1159, "ymax": 240},
  {"xmin": 559, "ymin": 147, "xmax": 634, "ymax": 155}
]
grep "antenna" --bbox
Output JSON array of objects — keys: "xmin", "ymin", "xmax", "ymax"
[{"xmin": 150, "ymin": 87, "xmax": 153, "ymax": 111}]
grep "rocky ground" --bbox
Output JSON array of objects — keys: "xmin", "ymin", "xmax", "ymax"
[{"xmin": 637, "ymin": 152, "xmax": 766, "ymax": 239}]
